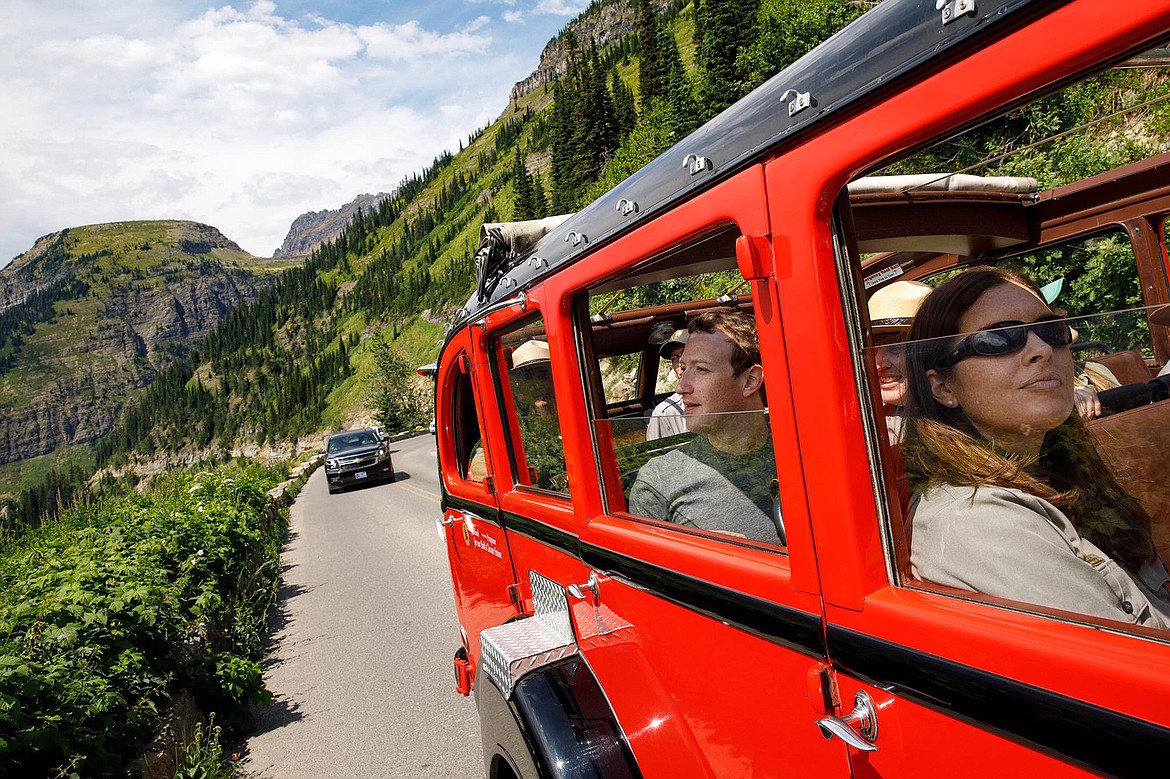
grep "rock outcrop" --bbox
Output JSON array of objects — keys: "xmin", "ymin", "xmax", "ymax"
[
  {"xmin": 273, "ymin": 192, "xmax": 390, "ymax": 258},
  {"xmin": 509, "ymin": 0, "xmax": 674, "ymax": 103}
]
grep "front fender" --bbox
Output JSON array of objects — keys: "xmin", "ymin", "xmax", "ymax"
[{"xmin": 476, "ymin": 656, "xmax": 641, "ymax": 779}]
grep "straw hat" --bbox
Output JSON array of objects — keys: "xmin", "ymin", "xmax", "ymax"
[
  {"xmin": 868, "ymin": 280, "xmax": 933, "ymax": 335},
  {"xmin": 511, "ymin": 339, "xmax": 551, "ymax": 369}
]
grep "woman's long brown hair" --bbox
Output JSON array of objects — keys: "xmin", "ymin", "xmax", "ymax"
[{"xmin": 901, "ymin": 267, "xmax": 1155, "ymax": 573}]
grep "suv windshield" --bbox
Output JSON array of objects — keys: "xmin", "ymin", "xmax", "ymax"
[{"xmin": 328, "ymin": 431, "xmax": 378, "ymax": 452}]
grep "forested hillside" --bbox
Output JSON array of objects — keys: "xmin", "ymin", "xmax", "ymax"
[{"xmin": 0, "ymin": 221, "xmax": 295, "ymax": 471}]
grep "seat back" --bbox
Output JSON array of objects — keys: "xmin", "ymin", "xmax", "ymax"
[
  {"xmin": 1095, "ymin": 349, "xmax": 1152, "ymax": 386},
  {"xmin": 1089, "ymin": 399, "xmax": 1170, "ymax": 567}
]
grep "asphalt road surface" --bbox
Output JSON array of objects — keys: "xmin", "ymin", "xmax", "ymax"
[{"xmin": 241, "ymin": 434, "xmax": 483, "ymax": 778}]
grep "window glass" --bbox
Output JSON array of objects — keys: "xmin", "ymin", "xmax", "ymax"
[
  {"xmin": 1009, "ymin": 229, "xmax": 1152, "ymax": 357},
  {"xmin": 843, "ymin": 51, "xmax": 1170, "ymax": 632},
  {"xmin": 496, "ymin": 316, "xmax": 568, "ymax": 493},
  {"xmin": 584, "ymin": 226, "xmax": 785, "ymax": 549},
  {"xmin": 597, "ymin": 354, "xmax": 640, "ymax": 404},
  {"xmin": 450, "ymin": 363, "xmax": 487, "ymax": 482}
]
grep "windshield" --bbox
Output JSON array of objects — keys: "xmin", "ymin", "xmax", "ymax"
[{"xmin": 328, "ymin": 431, "xmax": 378, "ymax": 452}]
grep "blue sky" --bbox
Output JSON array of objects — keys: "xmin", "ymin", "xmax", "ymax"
[{"xmin": 0, "ymin": 0, "xmax": 589, "ymax": 265}]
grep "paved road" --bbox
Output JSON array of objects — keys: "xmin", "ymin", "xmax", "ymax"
[{"xmin": 241, "ymin": 434, "xmax": 483, "ymax": 778}]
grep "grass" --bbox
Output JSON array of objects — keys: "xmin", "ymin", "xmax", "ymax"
[{"xmin": 0, "ymin": 443, "xmax": 96, "ymax": 501}]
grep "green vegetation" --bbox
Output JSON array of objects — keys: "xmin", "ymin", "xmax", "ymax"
[
  {"xmin": 0, "ymin": 462, "xmax": 289, "ymax": 776},
  {"xmin": 369, "ymin": 335, "xmax": 430, "ymax": 433},
  {"xmin": 173, "ymin": 715, "xmax": 240, "ymax": 779}
]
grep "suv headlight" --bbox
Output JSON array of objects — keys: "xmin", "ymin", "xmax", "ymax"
[
  {"xmin": 372, "ymin": 449, "xmax": 386, "ymax": 463},
  {"xmin": 326, "ymin": 458, "xmax": 339, "ymax": 471}
]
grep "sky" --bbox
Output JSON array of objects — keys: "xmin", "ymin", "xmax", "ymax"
[{"xmin": 0, "ymin": 0, "xmax": 590, "ymax": 266}]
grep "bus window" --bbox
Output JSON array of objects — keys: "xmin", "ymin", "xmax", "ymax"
[
  {"xmin": 582, "ymin": 225, "xmax": 785, "ymax": 549},
  {"xmin": 450, "ymin": 365, "xmax": 487, "ymax": 482},
  {"xmin": 840, "ymin": 49, "xmax": 1170, "ymax": 633},
  {"xmin": 494, "ymin": 316, "xmax": 569, "ymax": 494}
]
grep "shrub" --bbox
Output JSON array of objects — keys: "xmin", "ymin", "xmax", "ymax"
[{"xmin": 0, "ymin": 464, "xmax": 288, "ymax": 777}]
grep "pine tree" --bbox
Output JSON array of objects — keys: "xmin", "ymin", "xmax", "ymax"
[
  {"xmin": 584, "ymin": 46, "xmax": 619, "ymax": 175},
  {"xmin": 512, "ymin": 146, "xmax": 536, "ymax": 220},
  {"xmin": 549, "ymin": 78, "xmax": 575, "ymax": 212},
  {"xmin": 695, "ymin": 0, "xmax": 761, "ymax": 119},
  {"xmin": 532, "ymin": 176, "xmax": 549, "ymax": 218},
  {"xmin": 636, "ymin": 0, "xmax": 664, "ymax": 105},
  {"xmin": 660, "ymin": 23, "xmax": 699, "ymax": 138},
  {"xmin": 611, "ymin": 71, "xmax": 637, "ymax": 139}
]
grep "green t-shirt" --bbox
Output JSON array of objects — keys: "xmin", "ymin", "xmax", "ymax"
[{"xmin": 628, "ymin": 433, "xmax": 780, "ymax": 543}]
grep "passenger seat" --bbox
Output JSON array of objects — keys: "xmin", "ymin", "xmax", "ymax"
[
  {"xmin": 1095, "ymin": 349, "xmax": 1153, "ymax": 386},
  {"xmin": 1089, "ymin": 400, "xmax": 1170, "ymax": 568}
]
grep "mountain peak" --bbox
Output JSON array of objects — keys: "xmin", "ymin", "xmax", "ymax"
[{"xmin": 274, "ymin": 193, "xmax": 391, "ymax": 258}]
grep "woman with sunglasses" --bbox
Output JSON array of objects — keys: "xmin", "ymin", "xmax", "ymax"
[{"xmin": 902, "ymin": 267, "xmax": 1170, "ymax": 629}]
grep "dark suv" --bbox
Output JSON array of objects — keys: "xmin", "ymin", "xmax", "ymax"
[{"xmin": 324, "ymin": 428, "xmax": 395, "ymax": 494}]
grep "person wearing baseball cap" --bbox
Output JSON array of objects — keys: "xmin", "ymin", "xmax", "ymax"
[
  {"xmin": 646, "ymin": 327, "xmax": 689, "ymax": 441},
  {"xmin": 869, "ymin": 280, "xmax": 933, "ymax": 443}
]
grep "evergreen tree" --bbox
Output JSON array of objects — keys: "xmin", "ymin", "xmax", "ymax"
[
  {"xmin": 611, "ymin": 71, "xmax": 637, "ymax": 138},
  {"xmin": 582, "ymin": 46, "xmax": 622, "ymax": 177},
  {"xmin": 695, "ymin": 0, "xmax": 761, "ymax": 119},
  {"xmin": 549, "ymin": 79, "xmax": 576, "ymax": 212},
  {"xmin": 512, "ymin": 146, "xmax": 536, "ymax": 220},
  {"xmin": 369, "ymin": 334, "xmax": 429, "ymax": 433},
  {"xmin": 636, "ymin": 0, "xmax": 664, "ymax": 105},
  {"xmin": 585, "ymin": 46, "xmax": 618, "ymax": 168},
  {"xmin": 532, "ymin": 176, "xmax": 549, "ymax": 218},
  {"xmin": 660, "ymin": 23, "xmax": 699, "ymax": 138}
]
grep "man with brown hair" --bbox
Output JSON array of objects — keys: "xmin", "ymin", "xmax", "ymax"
[{"xmin": 628, "ymin": 310, "xmax": 780, "ymax": 543}]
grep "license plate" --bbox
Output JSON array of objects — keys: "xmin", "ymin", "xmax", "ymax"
[{"xmin": 355, "ymin": 471, "xmax": 367, "ymax": 479}]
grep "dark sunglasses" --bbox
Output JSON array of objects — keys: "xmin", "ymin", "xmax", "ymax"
[{"xmin": 934, "ymin": 316, "xmax": 1074, "ymax": 368}]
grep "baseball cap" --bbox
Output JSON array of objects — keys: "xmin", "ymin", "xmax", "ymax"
[{"xmin": 658, "ymin": 328, "xmax": 688, "ymax": 359}]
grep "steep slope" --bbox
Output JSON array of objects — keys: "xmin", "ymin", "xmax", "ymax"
[{"xmin": 0, "ymin": 221, "xmax": 295, "ymax": 463}]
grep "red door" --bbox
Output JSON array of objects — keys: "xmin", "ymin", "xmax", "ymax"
[
  {"xmin": 435, "ymin": 325, "xmax": 521, "ymax": 665},
  {"xmin": 546, "ymin": 167, "xmax": 855, "ymax": 777},
  {"xmin": 764, "ymin": 3, "xmax": 1170, "ymax": 773}
]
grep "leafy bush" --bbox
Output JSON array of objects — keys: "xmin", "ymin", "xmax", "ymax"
[{"xmin": 0, "ymin": 463, "xmax": 288, "ymax": 777}]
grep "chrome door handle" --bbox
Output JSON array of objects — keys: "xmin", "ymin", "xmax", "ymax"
[
  {"xmin": 435, "ymin": 511, "xmax": 483, "ymax": 540},
  {"xmin": 566, "ymin": 572, "xmax": 599, "ymax": 602},
  {"xmin": 816, "ymin": 690, "xmax": 878, "ymax": 752}
]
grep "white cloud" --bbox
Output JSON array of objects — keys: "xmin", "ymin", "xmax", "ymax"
[
  {"xmin": 503, "ymin": 10, "xmax": 525, "ymax": 23},
  {"xmin": 533, "ymin": 0, "xmax": 590, "ymax": 14},
  {"xmin": 0, "ymin": 0, "xmax": 569, "ymax": 263}
]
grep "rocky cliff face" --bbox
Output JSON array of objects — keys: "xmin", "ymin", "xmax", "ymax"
[
  {"xmin": 0, "ymin": 221, "xmax": 271, "ymax": 463},
  {"xmin": 509, "ymin": 0, "xmax": 673, "ymax": 103},
  {"xmin": 273, "ymin": 192, "xmax": 390, "ymax": 258}
]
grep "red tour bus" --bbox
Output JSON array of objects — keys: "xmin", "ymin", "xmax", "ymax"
[{"xmin": 433, "ymin": 1, "xmax": 1170, "ymax": 776}]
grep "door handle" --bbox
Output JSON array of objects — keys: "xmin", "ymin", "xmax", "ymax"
[
  {"xmin": 816, "ymin": 690, "xmax": 878, "ymax": 752},
  {"xmin": 566, "ymin": 571, "xmax": 599, "ymax": 602},
  {"xmin": 435, "ymin": 511, "xmax": 482, "ymax": 540}
]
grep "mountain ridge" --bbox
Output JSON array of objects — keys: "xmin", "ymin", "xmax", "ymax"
[{"xmin": 0, "ymin": 220, "xmax": 294, "ymax": 466}]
